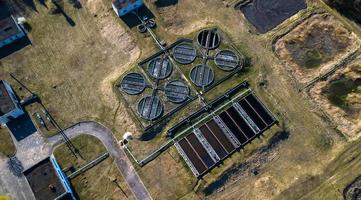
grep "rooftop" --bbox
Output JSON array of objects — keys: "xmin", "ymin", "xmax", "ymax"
[
  {"xmin": 112, "ymin": 0, "xmax": 140, "ymax": 9},
  {"xmin": 0, "ymin": 15, "xmax": 22, "ymax": 42},
  {"xmin": 24, "ymin": 158, "xmax": 67, "ymax": 200},
  {"xmin": 0, "ymin": 80, "xmax": 16, "ymax": 116}
]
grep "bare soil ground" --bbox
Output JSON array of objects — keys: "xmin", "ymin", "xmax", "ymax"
[
  {"xmin": 309, "ymin": 58, "xmax": 361, "ymax": 137},
  {"xmin": 275, "ymin": 14, "xmax": 361, "ymax": 84}
]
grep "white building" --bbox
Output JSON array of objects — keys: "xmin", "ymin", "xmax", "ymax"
[
  {"xmin": 0, "ymin": 15, "xmax": 25, "ymax": 48},
  {"xmin": 112, "ymin": 0, "xmax": 143, "ymax": 17},
  {"xmin": 0, "ymin": 80, "xmax": 24, "ymax": 124}
]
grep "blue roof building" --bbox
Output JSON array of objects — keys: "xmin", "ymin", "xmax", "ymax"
[
  {"xmin": 112, "ymin": 0, "xmax": 143, "ymax": 17},
  {"xmin": 0, "ymin": 80, "xmax": 24, "ymax": 124},
  {"xmin": 0, "ymin": 15, "xmax": 25, "ymax": 48}
]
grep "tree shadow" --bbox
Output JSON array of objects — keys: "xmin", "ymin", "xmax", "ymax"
[
  {"xmin": 5, "ymin": 0, "xmax": 38, "ymax": 14},
  {"xmin": 119, "ymin": 5, "xmax": 155, "ymax": 28},
  {"xmin": 38, "ymin": 0, "xmax": 48, "ymax": 8},
  {"xmin": 22, "ymin": 0, "xmax": 38, "ymax": 12},
  {"xmin": 53, "ymin": 1, "xmax": 76, "ymax": 26},
  {"xmin": 154, "ymin": 0, "xmax": 178, "ymax": 7},
  {"xmin": 0, "ymin": 36, "xmax": 31, "ymax": 59}
]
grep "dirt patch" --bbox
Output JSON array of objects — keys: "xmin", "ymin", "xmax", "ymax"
[
  {"xmin": 152, "ymin": 1, "xmax": 218, "ymax": 36},
  {"xmin": 275, "ymin": 14, "xmax": 361, "ymax": 84},
  {"xmin": 240, "ymin": 0, "xmax": 307, "ymax": 33},
  {"xmin": 204, "ymin": 130, "xmax": 289, "ymax": 197},
  {"xmin": 309, "ymin": 59, "xmax": 361, "ymax": 137}
]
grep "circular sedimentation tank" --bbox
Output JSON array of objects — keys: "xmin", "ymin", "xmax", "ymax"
[
  {"xmin": 190, "ymin": 65, "xmax": 214, "ymax": 87},
  {"xmin": 214, "ymin": 50, "xmax": 240, "ymax": 71},
  {"xmin": 197, "ymin": 29, "xmax": 221, "ymax": 50},
  {"xmin": 173, "ymin": 43, "xmax": 197, "ymax": 64},
  {"xmin": 148, "ymin": 57, "xmax": 173, "ymax": 80},
  {"xmin": 137, "ymin": 96, "xmax": 164, "ymax": 121},
  {"xmin": 165, "ymin": 80, "xmax": 190, "ymax": 103},
  {"xmin": 120, "ymin": 73, "xmax": 146, "ymax": 95}
]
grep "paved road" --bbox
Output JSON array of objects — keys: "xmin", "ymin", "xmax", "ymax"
[
  {"xmin": 0, "ymin": 121, "xmax": 152, "ymax": 200},
  {"xmin": 58, "ymin": 122, "xmax": 152, "ymax": 200}
]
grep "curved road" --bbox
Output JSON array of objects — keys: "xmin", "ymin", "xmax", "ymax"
[{"xmin": 0, "ymin": 121, "xmax": 152, "ymax": 200}]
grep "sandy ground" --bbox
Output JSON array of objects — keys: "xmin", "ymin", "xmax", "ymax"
[
  {"xmin": 309, "ymin": 58, "xmax": 361, "ymax": 137},
  {"xmin": 275, "ymin": 14, "xmax": 361, "ymax": 85}
]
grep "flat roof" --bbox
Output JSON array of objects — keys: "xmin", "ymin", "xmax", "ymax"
[
  {"xmin": 0, "ymin": 80, "xmax": 16, "ymax": 116},
  {"xmin": 24, "ymin": 158, "xmax": 66, "ymax": 200},
  {"xmin": 112, "ymin": 0, "xmax": 139, "ymax": 9},
  {"xmin": 0, "ymin": 15, "xmax": 22, "ymax": 41}
]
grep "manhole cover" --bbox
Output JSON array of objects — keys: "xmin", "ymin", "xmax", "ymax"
[
  {"xmin": 197, "ymin": 29, "xmax": 221, "ymax": 50},
  {"xmin": 138, "ymin": 96, "xmax": 164, "ymax": 120},
  {"xmin": 165, "ymin": 80, "xmax": 190, "ymax": 103},
  {"xmin": 214, "ymin": 50, "xmax": 239, "ymax": 71},
  {"xmin": 148, "ymin": 57, "xmax": 173, "ymax": 80},
  {"xmin": 190, "ymin": 65, "xmax": 214, "ymax": 87},
  {"xmin": 173, "ymin": 43, "xmax": 197, "ymax": 64},
  {"xmin": 120, "ymin": 73, "xmax": 146, "ymax": 95}
]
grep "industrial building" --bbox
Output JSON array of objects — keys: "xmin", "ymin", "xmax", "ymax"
[
  {"xmin": 24, "ymin": 156, "xmax": 76, "ymax": 200},
  {"xmin": 0, "ymin": 80, "xmax": 24, "ymax": 124},
  {"xmin": 0, "ymin": 15, "xmax": 26, "ymax": 48},
  {"xmin": 112, "ymin": 0, "xmax": 143, "ymax": 17}
]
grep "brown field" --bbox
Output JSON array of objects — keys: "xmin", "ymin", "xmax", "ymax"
[
  {"xmin": 275, "ymin": 14, "xmax": 361, "ymax": 84},
  {"xmin": 309, "ymin": 58, "xmax": 361, "ymax": 137},
  {"xmin": 0, "ymin": 127, "xmax": 15, "ymax": 156}
]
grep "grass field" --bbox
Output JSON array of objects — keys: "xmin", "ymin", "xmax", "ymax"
[
  {"xmin": 0, "ymin": 128, "xmax": 15, "ymax": 157},
  {"xmin": 0, "ymin": 0, "xmax": 140, "ymax": 138},
  {"xmin": 53, "ymin": 134, "xmax": 134, "ymax": 200}
]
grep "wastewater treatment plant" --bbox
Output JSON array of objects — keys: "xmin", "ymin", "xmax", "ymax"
[{"xmin": 0, "ymin": 0, "xmax": 361, "ymax": 200}]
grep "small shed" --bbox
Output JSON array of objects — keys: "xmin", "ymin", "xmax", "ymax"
[
  {"xmin": 0, "ymin": 80, "xmax": 24, "ymax": 124},
  {"xmin": 0, "ymin": 15, "xmax": 25, "ymax": 48},
  {"xmin": 112, "ymin": 0, "xmax": 143, "ymax": 17}
]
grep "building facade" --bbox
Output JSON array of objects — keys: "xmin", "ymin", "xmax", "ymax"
[
  {"xmin": 0, "ymin": 80, "xmax": 24, "ymax": 124},
  {"xmin": 112, "ymin": 0, "xmax": 143, "ymax": 17},
  {"xmin": 0, "ymin": 15, "xmax": 26, "ymax": 48},
  {"xmin": 50, "ymin": 155, "xmax": 77, "ymax": 200}
]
